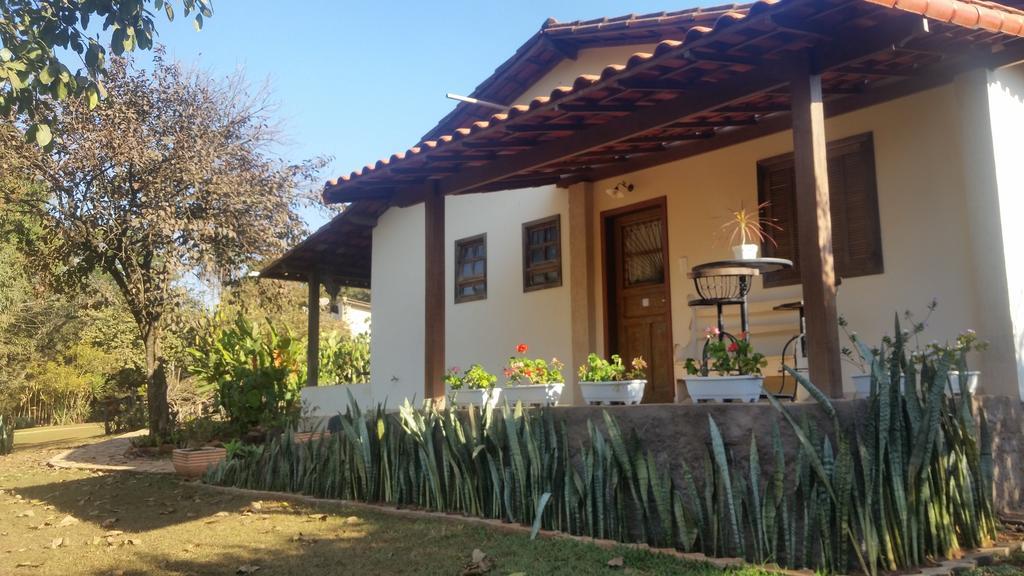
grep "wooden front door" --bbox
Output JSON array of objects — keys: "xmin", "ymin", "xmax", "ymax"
[{"xmin": 604, "ymin": 199, "xmax": 673, "ymax": 403}]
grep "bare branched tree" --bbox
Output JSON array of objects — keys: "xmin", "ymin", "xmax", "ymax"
[{"xmin": 0, "ymin": 51, "xmax": 326, "ymax": 438}]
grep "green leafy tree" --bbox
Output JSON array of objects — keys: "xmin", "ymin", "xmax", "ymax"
[
  {"xmin": 0, "ymin": 0, "xmax": 211, "ymax": 143},
  {"xmin": 0, "ymin": 54, "xmax": 324, "ymax": 439}
]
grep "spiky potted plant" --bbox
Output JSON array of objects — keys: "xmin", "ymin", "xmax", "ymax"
[
  {"xmin": 683, "ymin": 329, "xmax": 765, "ymax": 402},
  {"xmin": 577, "ymin": 353, "xmax": 647, "ymax": 405},
  {"xmin": 501, "ymin": 344, "xmax": 565, "ymax": 407},
  {"xmin": 929, "ymin": 329, "xmax": 987, "ymax": 395},
  {"xmin": 445, "ymin": 364, "xmax": 500, "ymax": 409},
  {"xmin": 720, "ymin": 201, "xmax": 779, "ymax": 260}
]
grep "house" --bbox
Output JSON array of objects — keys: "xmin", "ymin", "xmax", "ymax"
[
  {"xmin": 261, "ymin": 0, "xmax": 1024, "ymax": 407},
  {"xmin": 340, "ymin": 297, "xmax": 371, "ymax": 337}
]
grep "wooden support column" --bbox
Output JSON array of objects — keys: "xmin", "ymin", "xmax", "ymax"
[
  {"xmin": 790, "ymin": 56, "xmax": 844, "ymax": 398},
  {"xmin": 424, "ymin": 183, "xmax": 446, "ymax": 402},
  {"xmin": 568, "ymin": 182, "xmax": 597, "ymax": 406},
  {"xmin": 306, "ymin": 269, "xmax": 320, "ymax": 388}
]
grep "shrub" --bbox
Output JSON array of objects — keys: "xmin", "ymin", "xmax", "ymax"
[
  {"xmin": 319, "ymin": 331, "xmax": 370, "ymax": 384},
  {"xmin": 187, "ymin": 312, "xmax": 303, "ymax": 435}
]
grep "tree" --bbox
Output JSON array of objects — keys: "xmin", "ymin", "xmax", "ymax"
[
  {"xmin": 0, "ymin": 53, "xmax": 324, "ymax": 439},
  {"xmin": 1, "ymin": 0, "xmax": 211, "ymax": 143}
]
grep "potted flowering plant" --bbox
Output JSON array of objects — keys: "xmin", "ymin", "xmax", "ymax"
[
  {"xmin": 501, "ymin": 344, "xmax": 565, "ymax": 407},
  {"xmin": 445, "ymin": 364, "xmax": 501, "ymax": 409},
  {"xmin": 682, "ymin": 329, "xmax": 766, "ymax": 403},
  {"xmin": 577, "ymin": 353, "xmax": 647, "ymax": 405}
]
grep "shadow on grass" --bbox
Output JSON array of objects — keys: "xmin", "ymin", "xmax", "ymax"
[
  {"xmin": 10, "ymin": 473, "xmax": 755, "ymax": 576},
  {"xmin": 15, "ymin": 472, "xmax": 246, "ymax": 532}
]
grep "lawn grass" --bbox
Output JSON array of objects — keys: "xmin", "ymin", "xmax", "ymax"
[
  {"xmin": 0, "ymin": 438, "xmax": 777, "ymax": 575},
  {"xmin": 13, "ymin": 423, "xmax": 106, "ymax": 450}
]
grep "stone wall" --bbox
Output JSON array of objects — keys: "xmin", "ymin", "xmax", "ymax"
[
  {"xmin": 978, "ymin": 396, "xmax": 1024, "ymax": 512},
  {"xmin": 554, "ymin": 397, "xmax": 1023, "ymax": 513}
]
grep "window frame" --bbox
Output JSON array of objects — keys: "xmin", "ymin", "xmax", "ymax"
[
  {"xmin": 522, "ymin": 214, "xmax": 563, "ymax": 292},
  {"xmin": 756, "ymin": 132, "xmax": 884, "ymax": 288},
  {"xmin": 454, "ymin": 233, "xmax": 487, "ymax": 303}
]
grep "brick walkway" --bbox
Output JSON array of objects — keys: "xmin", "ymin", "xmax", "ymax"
[{"xmin": 47, "ymin": 430, "xmax": 174, "ymax": 474}]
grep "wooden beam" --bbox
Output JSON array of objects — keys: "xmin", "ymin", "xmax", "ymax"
[
  {"xmin": 769, "ymin": 14, "xmax": 831, "ymax": 40},
  {"xmin": 671, "ymin": 119, "xmax": 759, "ymax": 128},
  {"xmin": 429, "ymin": 65, "xmax": 792, "ymax": 197},
  {"xmin": 505, "ymin": 123, "xmax": 584, "ymax": 133},
  {"xmin": 306, "ymin": 269, "xmax": 320, "ymax": 389},
  {"xmin": 625, "ymin": 132, "xmax": 714, "ymax": 144},
  {"xmin": 545, "ymin": 36, "xmax": 579, "ymax": 60},
  {"xmin": 556, "ymin": 102, "xmax": 640, "ymax": 113},
  {"xmin": 790, "ymin": 56, "xmax": 843, "ymax": 398},
  {"xmin": 683, "ymin": 48, "xmax": 766, "ymax": 67},
  {"xmin": 424, "ymin": 182, "xmax": 446, "ymax": 403},
  {"xmin": 616, "ymin": 78, "xmax": 693, "ymax": 91}
]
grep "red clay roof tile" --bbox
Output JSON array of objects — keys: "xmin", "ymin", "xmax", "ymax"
[{"xmin": 326, "ymin": 0, "xmax": 1024, "ymax": 193}]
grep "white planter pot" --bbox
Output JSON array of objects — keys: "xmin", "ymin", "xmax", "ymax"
[
  {"xmin": 579, "ymin": 380, "xmax": 646, "ymax": 406},
  {"xmin": 946, "ymin": 371, "xmax": 980, "ymax": 395},
  {"xmin": 732, "ymin": 244, "xmax": 759, "ymax": 259},
  {"xmin": 447, "ymin": 386, "xmax": 501, "ymax": 410},
  {"xmin": 500, "ymin": 383, "xmax": 564, "ymax": 407},
  {"xmin": 683, "ymin": 375, "xmax": 762, "ymax": 403},
  {"xmin": 851, "ymin": 373, "xmax": 906, "ymax": 398}
]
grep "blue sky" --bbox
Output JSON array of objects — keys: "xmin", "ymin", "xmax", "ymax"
[{"xmin": 149, "ymin": 0, "xmax": 702, "ymax": 229}]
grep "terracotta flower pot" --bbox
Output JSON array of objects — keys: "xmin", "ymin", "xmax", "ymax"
[
  {"xmin": 292, "ymin": 431, "xmax": 332, "ymax": 444},
  {"xmin": 172, "ymin": 447, "xmax": 226, "ymax": 479}
]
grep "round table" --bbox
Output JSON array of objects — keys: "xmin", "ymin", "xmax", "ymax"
[{"xmin": 687, "ymin": 257, "xmax": 793, "ymax": 335}]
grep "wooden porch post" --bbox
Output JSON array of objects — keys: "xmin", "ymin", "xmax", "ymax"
[
  {"xmin": 424, "ymin": 183, "xmax": 446, "ymax": 401},
  {"xmin": 306, "ymin": 269, "xmax": 320, "ymax": 388},
  {"xmin": 790, "ymin": 57, "xmax": 844, "ymax": 398}
]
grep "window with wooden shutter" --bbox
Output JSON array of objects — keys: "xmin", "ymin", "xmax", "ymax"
[
  {"xmin": 522, "ymin": 215, "xmax": 562, "ymax": 292},
  {"xmin": 455, "ymin": 234, "xmax": 487, "ymax": 303},
  {"xmin": 757, "ymin": 132, "xmax": 883, "ymax": 288}
]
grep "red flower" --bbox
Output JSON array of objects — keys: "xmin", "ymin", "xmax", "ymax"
[
  {"xmin": 728, "ymin": 342, "xmax": 740, "ymax": 353},
  {"xmin": 516, "ymin": 343, "xmax": 528, "ymax": 354}
]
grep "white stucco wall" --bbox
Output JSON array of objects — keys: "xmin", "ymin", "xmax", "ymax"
[
  {"xmin": 987, "ymin": 63, "xmax": 1024, "ymax": 400},
  {"xmin": 341, "ymin": 300, "xmax": 371, "ymax": 336},
  {"xmin": 370, "ymin": 204, "xmax": 425, "ymax": 408},
  {"xmin": 445, "ymin": 188, "xmax": 572, "ymax": 385},
  {"xmin": 369, "ymin": 188, "xmax": 571, "ymax": 407}
]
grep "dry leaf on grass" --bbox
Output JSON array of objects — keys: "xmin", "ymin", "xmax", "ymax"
[
  {"xmin": 16, "ymin": 561, "xmax": 43, "ymax": 568},
  {"xmin": 16, "ymin": 510, "xmax": 35, "ymax": 518},
  {"xmin": 214, "ymin": 511, "xmax": 230, "ymax": 518},
  {"xmin": 48, "ymin": 537, "xmax": 63, "ymax": 549},
  {"xmin": 461, "ymin": 549, "xmax": 494, "ymax": 575},
  {"xmin": 344, "ymin": 516, "xmax": 360, "ymax": 525},
  {"xmin": 607, "ymin": 556, "xmax": 625, "ymax": 568},
  {"xmin": 237, "ymin": 565, "xmax": 261, "ymax": 574},
  {"xmin": 308, "ymin": 513, "xmax": 328, "ymax": 521}
]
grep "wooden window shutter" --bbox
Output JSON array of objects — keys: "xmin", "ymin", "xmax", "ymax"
[
  {"xmin": 758, "ymin": 158, "xmax": 801, "ymax": 287},
  {"xmin": 757, "ymin": 132, "xmax": 883, "ymax": 288}
]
